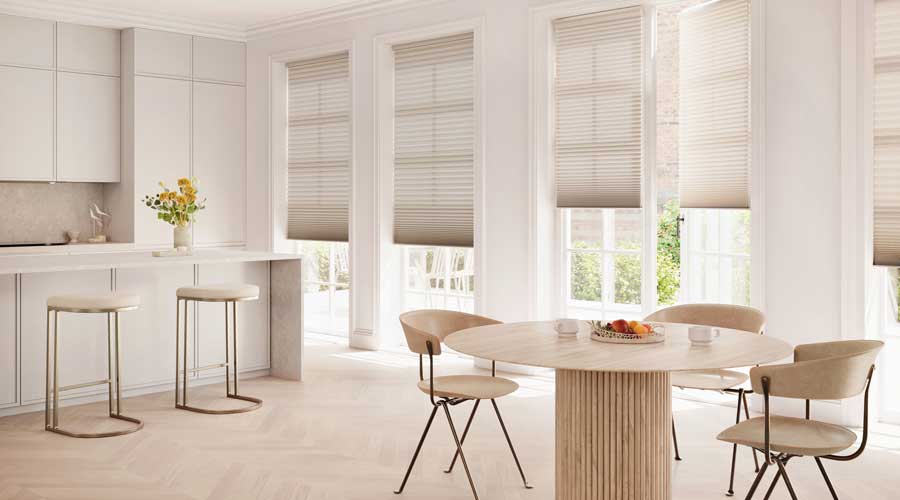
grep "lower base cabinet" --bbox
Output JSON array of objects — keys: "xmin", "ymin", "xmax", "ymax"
[{"xmin": 1, "ymin": 275, "xmax": 15, "ymax": 407}]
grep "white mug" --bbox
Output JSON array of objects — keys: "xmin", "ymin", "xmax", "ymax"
[
  {"xmin": 554, "ymin": 318, "xmax": 580, "ymax": 335},
  {"xmin": 688, "ymin": 326, "xmax": 720, "ymax": 345}
]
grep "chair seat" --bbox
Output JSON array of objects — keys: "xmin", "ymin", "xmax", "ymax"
[
  {"xmin": 177, "ymin": 283, "xmax": 259, "ymax": 301},
  {"xmin": 717, "ymin": 416, "xmax": 857, "ymax": 457},
  {"xmin": 418, "ymin": 375, "xmax": 518, "ymax": 400},
  {"xmin": 47, "ymin": 293, "xmax": 140, "ymax": 312},
  {"xmin": 672, "ymin": 369, "xmax": 749, "ymax": 391}
]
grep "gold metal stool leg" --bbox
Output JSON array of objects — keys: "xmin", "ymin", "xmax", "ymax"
[
  {"xmin": 175, "ymin": 299, "xmax": 262, "ymax": 415},
  {"xmin": 45, "ymin": 308, "xmax": 143, "ymax": 438}
]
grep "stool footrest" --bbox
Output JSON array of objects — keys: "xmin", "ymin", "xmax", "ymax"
[
  {"xmin": 59, "ymin": 379, "xmax": 112, "ymax": 392},
  {"xmin": 181, "ymin": 362, "xmax": 229, "ymax": 374}
]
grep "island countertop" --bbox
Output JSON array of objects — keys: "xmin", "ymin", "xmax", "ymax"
[{"xmin": 0, "ymin": 248, "xmax": 299, "ymax": 275}]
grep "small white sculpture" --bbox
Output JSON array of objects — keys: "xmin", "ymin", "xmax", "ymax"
[{"xmin": 88, "ymin": 204, "xmax": 110, "ymax": 243}]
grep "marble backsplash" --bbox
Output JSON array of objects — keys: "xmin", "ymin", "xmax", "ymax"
[{"xmin": 0, "ymin": 182, "xmax": 105, "ymax": 244}]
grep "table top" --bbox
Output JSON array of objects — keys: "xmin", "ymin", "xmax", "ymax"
[{"xmin": 444, "ymin": 321, "xmax": 793, "ymax": 372}]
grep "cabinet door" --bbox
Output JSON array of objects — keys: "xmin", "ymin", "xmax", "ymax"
[
  {"xmin": 193, "ymin": 82, "xmax": 245, "ymax": 245},
  {"xmin": 57, "ymin": 23, "xmax": 120, "ymax": 76},
  {"xmin": 134, "ymin": 76, "xmax": 192, "ymax": 245},
  {"xmin": 0, "ymin": 67, "xmax": 53, "ymax": 181},
  {"xmin": 132, "ymin": 29, "xmax": 191, "ymax": 79},
  {"xmin": 0, "ymin": 14, "xmax": 54, "ymax": 69},
  {"xmin": 0, "ymin": 275, "xmax": 15, "ymax": 407},
  {"xmin": 116, "ymin": 265, "xmax": 194, "ymax": 388},
  {"xmin": 196, "ymin": 262, "xmax": 269, "ymax": 379},
  {"xmin": 192, "ymin": 37, "xmax": 245, "ymax": 85},
  {"xmin": 57, "ymin": 72, "xmax": 120, "ymax": 182},
  {"xmin": 20, "ymin": 270, "xmax": 111, "ymax": 404}
]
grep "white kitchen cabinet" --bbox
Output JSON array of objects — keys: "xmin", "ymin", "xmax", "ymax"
[
  {"xmin": 0, "ymin": 275, "xmax": 15, "ymax": 407},
  {"xmin": 196, "ymin": 262, "xmax": 269, "ymax": 379},
  {"xmin": 116, "ymin": 265, "xmax": 194, "ymax": 388},
  {"xmin": 133, "ymin": 75, "xmax": 192, "ymax": 245},
  {"xmin": 57, "ymin": 23, "xmax": 120, "ymax": 76},
  {"xmin": 193, "ymin": 82, "xmax": 245, "ymax": 245},
  {"xmin": 56, "ymin": 72, "xmax": 120, "ymax": 182},
  {"xmin": 192, "ymin": 37, "xmax": 245, "ymax": 85},
  {"xmin": 0, "ymin": 14, "xmax": 54, "ymax": 69},
  {"xmin": 20, "ymin": 270, "xmax": 112, "ymax": 404},
  {"xmin": 0, "ymin": 66, "xmax": 54, "ymax": 181},
  {"xmin": 131, "ymin": 29, "xmax": 191, "ymax": 79}
]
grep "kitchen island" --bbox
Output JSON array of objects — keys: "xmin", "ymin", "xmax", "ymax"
[{"xmin": 0, "ymin": 248, "xmax": 303, "ymax": 416}]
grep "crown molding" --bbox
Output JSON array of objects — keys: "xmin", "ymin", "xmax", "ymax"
[
  {"xmin": 0, "ymin": 0, "xmax": 246, "ymax": 40},
  {"xmin": 246, "ymin": 0, "xmax": 438, "ymax": 40}
]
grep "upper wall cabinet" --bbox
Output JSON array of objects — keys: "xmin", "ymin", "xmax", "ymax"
[
  {"xmin": 0, "ymin": 66, "xmax": 54, "ymax": 181},
  {"xmin": 192, "ymin": 36, "xmax": 245, "ymax": 85},
  {"xmin": 132, "ymin": 29, "xmax": 191, "ymax": 79},
  {"xmin": 57, "ymin": 72, "xmax": 120, "ymax": 182},
  {"xmin": 57, "ymin": 23, "xmax": 120, "ymax": 76},
  {"xmin": 0, "ymin": 14, "xmax": 54, "ymax": 69}
]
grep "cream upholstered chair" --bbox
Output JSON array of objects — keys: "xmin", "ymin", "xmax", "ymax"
[
  {"xmin": 645, "ymin": 303, "xmax": 766, "ymax": 495},
  {"xmin": 717, "ymin": 340, "xmax": 882, "ymax": 500},
  {"xmin": 393, "ymin": 310, "xmax": 531, "ymax": 500}
]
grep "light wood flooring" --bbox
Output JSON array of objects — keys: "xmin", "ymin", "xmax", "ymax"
[{"xmin": 1, "ymin": 340, "xmax": 899, "ymax": 499}]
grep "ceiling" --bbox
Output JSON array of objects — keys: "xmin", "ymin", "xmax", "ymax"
[{"xmin": 0, "ymin": 0, "xmax": 411, "ymax": 39}]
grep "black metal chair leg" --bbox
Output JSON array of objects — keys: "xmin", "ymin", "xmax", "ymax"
[
  {"xmin": 775, "ymin": 458, "xmax": 799, "ymax": 500},
  {"xmin": 446, "ymin": 399, "xmax": 480, "ymax": 473},
  {"xmin": 672, "ymin": 417, "xmax": 683, "ymax": 461},
  {"xmin": 728, "ymin": 389, "xmax": 745, "ymax": 496},
  {"xmin": 443, "ymin": 402, "xmax": 479, "ymax": 500},
  {"xmin": 744, "ymin": 461, "xmax": 769, "ymax": 500},
  {"xmin": 394, "ymin": 405, "xmax": 439, "ymax": 495},
  {"xmin": 762, "ymin": 468, "xmax": 782, "ymax": 500},
  {"xmin": 491, "ymin": 399, "xmax": 533, "ymax": 489},
  {"xmin": 816, "ymin": 457, "xmax": 839, "ymax": 500},
  {"xmin": 742, "ymin": 391, "xmax": 761, "ymax": 472}
]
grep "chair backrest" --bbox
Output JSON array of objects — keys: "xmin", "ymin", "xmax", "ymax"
[
  {"xmin": 399, "ymin": 309, "xmax": 501, "ymax": 356},
  {"xmin": 644, "ymin": 303, "xmax": 766, "ymax": 334},
  {"xmin": 750, "ymin": 340, "xmax": 883, "ymax": 400}
]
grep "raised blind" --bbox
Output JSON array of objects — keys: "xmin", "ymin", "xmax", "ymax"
[
  {"xmin": 393, "ymin": 32, "xmax": 475, "ymax": 247},
  {"xmin": 286, "ymin": 51, "xmax": 350, "ymax": 242},
  {"xmin": 678, "ymin": 0, "xmax": 751, "ymax": 209},
  {"xmin": 875, "ymin": 0, "xmax": 900, "ymax": 265},
  {"xmin": 553, "ymin": 6, "xmax": 644, "ymax": 208}
]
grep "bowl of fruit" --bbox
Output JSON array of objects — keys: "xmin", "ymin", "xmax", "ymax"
[{"xmin": 589, "ymin": 319, "xmax": 665, "ymax": 344}]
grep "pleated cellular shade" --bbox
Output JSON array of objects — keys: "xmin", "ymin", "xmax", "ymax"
[
  {"xmin": 678, "ymin": 0, "xmax": 751, "ymax": 209},
  {"xmin": 875, "ymin": 0, "xmax": 900, "ymax": 265},
  {"xmin": 286, "ymin": 51, "xmax": 351, "ymax": 242},
  {"xmin": 553, "ymin": 7, "xmax": 644, "ymax": 209},
  {"xmin": 393, "ymin": 32, "xmax": 475, "ymax": 247}
]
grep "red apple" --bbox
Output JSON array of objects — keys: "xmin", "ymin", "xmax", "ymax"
[{"xmin": 611, "ymin": 319, "xmax": 629, "ymax": 333}]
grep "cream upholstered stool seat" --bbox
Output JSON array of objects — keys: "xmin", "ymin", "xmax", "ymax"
[
  {"xmin": 717, "ymin": 416, "xmax": 857, "ymax": 457},
  {"xmin": 417, "ymin": 374, "xmax": 518, "ymax": 400},
  {"xmin": 45, "ymin": 292, "xmax": 143, "ymax": 438},
  {"xmin": 174, "ymin": 283, "xmax": 262, "ymax": 415}
]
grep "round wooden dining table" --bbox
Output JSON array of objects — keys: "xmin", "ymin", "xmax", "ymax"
[{"xmin": 444, "ymin": 320, "xmax": 793, "ymax": 500}]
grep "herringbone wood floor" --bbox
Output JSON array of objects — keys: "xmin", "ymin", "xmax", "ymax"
[{"xmin": 1, "ymin": 342, "xmax": 899, "ymax": 499}]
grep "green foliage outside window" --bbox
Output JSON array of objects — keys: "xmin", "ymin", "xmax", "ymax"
[{"xmin": 657, "ymin": 200, "xmax": 682, "ymax": 306}]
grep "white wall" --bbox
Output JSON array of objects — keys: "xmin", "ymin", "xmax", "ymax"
[{"xmin": 246, "ymin": 0, "xmax": 849, "ymax": 351}]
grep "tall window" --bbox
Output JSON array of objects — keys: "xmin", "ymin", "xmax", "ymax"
[
  {"xmin": 287, "ymin": 51, "xmax": 351, "ymax": 337},
  {"xmin": 389, "ymin": 31, "xmax": 477, "ymax": 331},
  {"xmin": 557, "ymin": 0, "xmax": 753, "ymax": 319}
]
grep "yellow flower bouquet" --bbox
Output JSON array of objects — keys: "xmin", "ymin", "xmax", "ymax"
[{"xmin": 142, "ymin": 177, "xmax": 206, "ymax": 227}]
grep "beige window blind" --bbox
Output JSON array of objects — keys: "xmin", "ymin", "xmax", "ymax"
[
  {"xmin": 875, "ymin": 0, "xmax": 900, "ymax": 266},
  {"xmin": 553, "ymin": 6, "xmax": 644, "ymax": 208},
  {"xmin": 286, "ymin": 51, "xmax": 351, "ymax": 242},
  {"xmin": 393, "ymin": 32, "xmax": 475, "ymax": 248},
  {"xmin": 678, "ymin": 0, "xmax": 751, "ymax": 209}
]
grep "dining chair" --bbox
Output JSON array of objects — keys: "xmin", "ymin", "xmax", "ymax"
[
  {"xmin": 645, "ymin": 303, "xmax": 767, "ymax": 495},
  {"xmin": 717, "ymin": 339, "xmax": 882, "ymax": 500},
  {"xmin": 393, "ymin": 310, "xmax": 532, "ymax": 500}
]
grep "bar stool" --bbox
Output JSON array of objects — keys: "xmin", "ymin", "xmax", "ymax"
[
  {"xmin": 45, "ymin": 292, "xmax": 143, "ymax": 438},
  {"xmin": 175, "ymin": 283, "xmax": 263, "ymax": 414}
]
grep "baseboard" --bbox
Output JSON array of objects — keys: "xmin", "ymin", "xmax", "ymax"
[{"xmin": 0, "ymin": 368, "xmax": 270, "ymax": 418}]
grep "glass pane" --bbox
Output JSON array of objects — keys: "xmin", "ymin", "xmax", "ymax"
[
  {"xmin": 733, "ymin": 257, "xmax": 751, "ymax": 306},
  {"xmin": 334, "ymin": 242, "xmax": 350, "ymax": 285},
  {"xmin": 614, "ymin": 209, "xmax": 642, "ymax": 250},
  {"xmin": 570, "ymin": 209, "xmax": 603, "ymax": 249},
  {"xmin": 657, "ymin": 200, "xmax": 681, "ymax": 306},
  {"xmin": 570, "ymin": 251, "xmax": 602, "ymax": 302},
  {"xmin": 614, "ymin": 253, "xmax": 641, "ymax": 304},
  {"xmin": 720, "ymin": 210, "xmax": 751, "ymax": 255}
]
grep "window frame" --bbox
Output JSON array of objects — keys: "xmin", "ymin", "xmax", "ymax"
[{"xmin": 530, "ymin": 0, "xmax": 765, "ymax": 320}]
